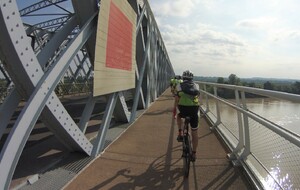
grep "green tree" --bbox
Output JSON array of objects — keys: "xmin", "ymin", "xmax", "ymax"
[
  {"xmin": 217, "ymin": 77, "xmax": 224, "ymax": 83},
  {"xmin": 292, "ymin": 81, "xmax": 300, "ymax": 94},
  {"xmin": 263, "ymin": 81, "xmax": 273, "ymax": 90},
  {"xmin": 228, "ymin": 74, "xmax": 240, "ymax": 85},
  {"xmin": 248, "ymin": 82, "xmax": 256, "ymax": 87}
]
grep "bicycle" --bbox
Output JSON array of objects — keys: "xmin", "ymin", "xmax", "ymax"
[{"xmin": 181, "ymin": 116, "xmax": 193, "ymax": 178}]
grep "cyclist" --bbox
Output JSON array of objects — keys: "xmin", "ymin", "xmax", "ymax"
[
  {"xmin": 175, "ymin": 70, "xmax": 200, "ymax": 162},
  {"xmin": 170, "ymin": 75, "xmax": 182, "ymax": 96},
  {"xmin": 170, "ymin": 75, "xmax": 183, "ymax": 118}
]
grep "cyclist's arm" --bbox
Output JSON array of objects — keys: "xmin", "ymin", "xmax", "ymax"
[{"xmin": 174, "ymin": 83, "xmax": 182, "ymax": 107}]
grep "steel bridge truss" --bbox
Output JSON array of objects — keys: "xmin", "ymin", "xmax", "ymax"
[{"xmin": 0, "ymin": 0, "xmax": 174, "ymax": 189}]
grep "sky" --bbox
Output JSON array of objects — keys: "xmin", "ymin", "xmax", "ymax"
[
  {"xmin": 4, "ymin": 0, "xmax": 299, "ymax": 81},
  {"xmin": 148, "ymin": 0, "xmax": 300, "ymax": 80}
]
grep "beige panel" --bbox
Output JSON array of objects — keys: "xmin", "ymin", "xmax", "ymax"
[{"xmin": 93, "ymin": 0, "xmax": 136, "ymax": 96}]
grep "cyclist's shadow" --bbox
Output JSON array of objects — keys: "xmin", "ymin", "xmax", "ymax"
[
  {"xmin": 89, "ymin": 152, "xmax": 183, "ymax": 190},
  {"xmin": 89, "ymin": 112, "xmax": 192, "ymax": 190}
]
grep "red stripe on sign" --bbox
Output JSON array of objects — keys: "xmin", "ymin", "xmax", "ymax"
[{"xmin": 106, "ymin": 1, "xmax": 133, "ymax": 71}]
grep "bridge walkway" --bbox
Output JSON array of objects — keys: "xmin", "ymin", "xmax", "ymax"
[{"xmin": 63, "ymin": 91, "xmax": 252, "ymax": 189}]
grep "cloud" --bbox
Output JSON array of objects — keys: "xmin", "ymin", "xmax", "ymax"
[
  {"xmin": 148, "ymin": 0, "xmax": 300, "ymax": 79},
  {"xmin": 157, "ymin": 23, "xmax": 250, "ymax": 76},
  {"xmin": 236, "ymin": 17, "xmax": 300, "ymax": 43},
  {"xmin": 197, "ymin": 0, "xmax": 219, "ymax": 10},
  {"xmin": 150, "ymin": 0, "xmax": 197, "ymax": 17},
  {"xmin": 161, "ymin": 24, "xmax": 247, "ymax": 60},
  {"xmin": 236, "ymin": 17, "xmax": 278, "ymax": 30},
  {"xmin": 270, "ymin": 29, "xmax": 300, "ymax": 42}
]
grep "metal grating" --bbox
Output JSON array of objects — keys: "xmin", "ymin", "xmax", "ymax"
[
  {"xmin": 19, "ymin": 154, "xmax": 94, "ymax": 190},
  {"xmin": 249, "ymin": 117, "xmax": 300, "ymax": 189},
  {"xmin": 219, "ymin": 104, "xmax": 239, "ymax": 139},
  {"xmin": 17, "ymin": 121, "xmax": 133, "ymax": 190},
  {"xmin": 208, "ymin": 99, "xmax": 240, "ymax": 139},
  {"xmin": 61, "ymin": 156, "xmax": 94, "ymax": 174},
  {"xmin": 20, "ymin": 168, "xmax": 76, "ymax": 190}
]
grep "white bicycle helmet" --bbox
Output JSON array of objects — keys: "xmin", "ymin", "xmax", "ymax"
[{"xmin": 182, "ymin": 70, "xmax": 193, "ymax": 80}]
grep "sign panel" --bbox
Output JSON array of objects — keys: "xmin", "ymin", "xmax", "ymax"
[{"xmin": 93, "ymin": 0, "xmax": 136, "ymax": 96}]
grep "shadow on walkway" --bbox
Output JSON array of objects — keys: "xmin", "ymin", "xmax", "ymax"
[{"xmin": 64, "ymin": 91, "xmax": 252, "ymax": 190}]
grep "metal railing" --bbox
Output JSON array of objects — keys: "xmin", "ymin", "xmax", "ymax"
[{"xmin": 197, "ymin": 81, "xmax": 300, "ymax": 189}]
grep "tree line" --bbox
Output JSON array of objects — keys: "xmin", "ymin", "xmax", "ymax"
[{"xmin": 195, "ymin": 74, "xmax": 300, "ymax": 99}]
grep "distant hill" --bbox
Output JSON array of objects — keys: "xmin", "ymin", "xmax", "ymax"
[
  {"xmin": 240, "ymin": 77, "xmax": 299, "ymax": 84},
  {"xmin": 194, "ymin": 76, "xmax": 219, "ymax": 82}
]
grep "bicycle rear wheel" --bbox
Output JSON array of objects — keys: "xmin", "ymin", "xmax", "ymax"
[{"xmin": 183, "ymin": 134, "xmax": 192, "ymax": 177}]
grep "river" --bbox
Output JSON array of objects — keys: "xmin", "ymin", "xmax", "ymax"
[
  {"xmin": 211, "ymin": 98, "xmax": 300, "ymax": 135},
  {"xmin": 242, "ymin": 98, "xmax": 300, "ymax": 136}
]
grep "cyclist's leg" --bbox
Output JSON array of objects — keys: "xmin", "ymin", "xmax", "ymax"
[
  {"xmin": 177, "ymin": 106, "xmax": 187, "ymax": 142},
  {"xmin": 173, "ymin": 99, "xmax": 177, "ymax": 118},
  {"xmin": 177, "ymin": 106, "xmax": 182, "ymax": 129}
]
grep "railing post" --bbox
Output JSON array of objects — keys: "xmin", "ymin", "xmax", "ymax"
[
  {"xmin": 240, "ymin": 91, "xmax": 251, "ymax": 157},
  {"xmin": 213, "ymin": 86, "xmax": 221, "ymax": 129},
  {"xmin": 204, "ymin": 84, "xmax": 209, "ymax": 113},
  {"xmin": 227, "ymin": 89, "xmax": 245, "ymax": 165}
]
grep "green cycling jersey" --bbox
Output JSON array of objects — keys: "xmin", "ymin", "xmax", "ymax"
[
  {"xmin": 177, "ymin": 92, "xmax": 199, "ymax": 106},
  {"xmin": 176, "ymin": 81, "xmax": 199, "ymax": 106}
]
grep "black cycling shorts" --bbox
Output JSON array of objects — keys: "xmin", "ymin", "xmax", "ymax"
[{"xmin": 177, "ymin": 105, "xmax": 199, "ymax": 130}]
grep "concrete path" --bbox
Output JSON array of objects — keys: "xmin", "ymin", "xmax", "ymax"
[{"xmin": 63, "ymin": 91, "xmax": 252, "ymax": 190}]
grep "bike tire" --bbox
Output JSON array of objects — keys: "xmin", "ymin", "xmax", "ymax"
[{"xmin": 183, "ymin": 135, "xmax": 191, "ymax": 178}]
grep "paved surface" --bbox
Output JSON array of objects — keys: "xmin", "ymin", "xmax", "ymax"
[{"xmin": 63, "ymin": 91, "xmax": 253, "ymax": 190}]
